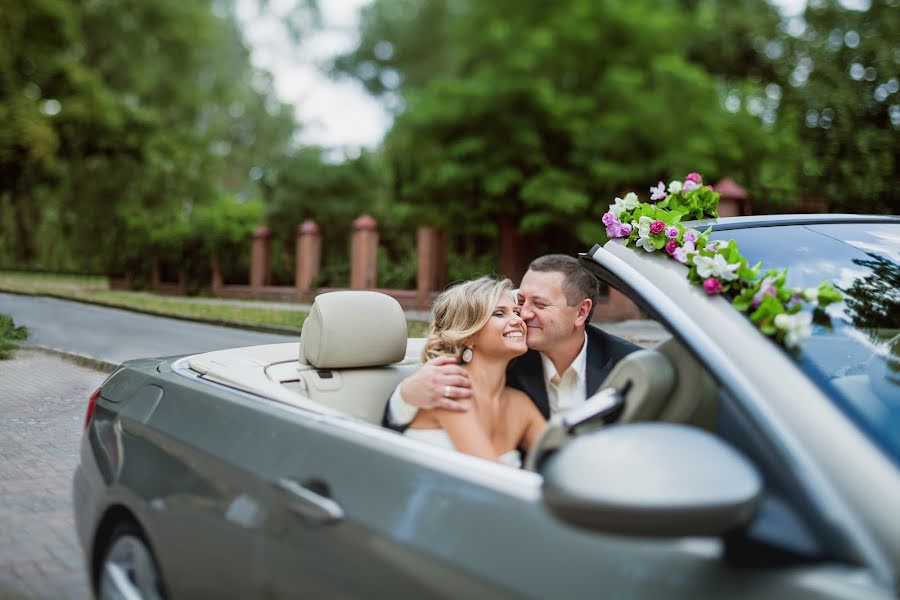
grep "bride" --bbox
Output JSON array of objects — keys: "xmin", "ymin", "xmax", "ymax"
[{"xmin": 405, "ymin": 277, "xmax": 546, "ymax": 467}]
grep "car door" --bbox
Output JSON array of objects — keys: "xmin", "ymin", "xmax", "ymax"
[
  {"xmin": 111, "ymin": 375, "xmax": 275, "ymax": 599},
  {"xmin": 252, "ymin": 406, "xmax": 891, "ymax": 600}
]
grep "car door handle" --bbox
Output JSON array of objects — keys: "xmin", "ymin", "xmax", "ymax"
[{"xmin": 274, "ymin": 477, "xmax": 344, "ymax": 525}]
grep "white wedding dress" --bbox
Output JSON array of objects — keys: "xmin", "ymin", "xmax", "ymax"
[{"xmin": 404, "ymin": 428, "xmax": 522, "ymax": 469}]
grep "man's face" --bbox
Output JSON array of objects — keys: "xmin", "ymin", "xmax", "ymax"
[{"xmin": 516, "ymin": 270, "xmax": 583, "ymax": 352}]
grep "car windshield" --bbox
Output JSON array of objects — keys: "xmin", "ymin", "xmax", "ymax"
[{"xmin": 710, "ymin": 222, "xmax": 900, "ymax": 467}]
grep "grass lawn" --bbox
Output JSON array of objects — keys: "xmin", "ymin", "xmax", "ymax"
[{"xmin": 0, "ymin": 271, "xmax": 430, "ymax": 336}]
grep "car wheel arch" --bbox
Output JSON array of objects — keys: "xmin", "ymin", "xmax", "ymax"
[{"xmin": 90, "ymin": 505, "xmax": 158, "ymax": 593}]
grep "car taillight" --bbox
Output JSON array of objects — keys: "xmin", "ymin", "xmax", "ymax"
[{"xmin": 85, "ymin": 388, "xmax": 101, "ymax": 430}]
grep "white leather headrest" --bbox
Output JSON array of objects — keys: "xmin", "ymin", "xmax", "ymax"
[{"xmin": 299, "ymin": 291, "xmax": 408, "ymax": 368}]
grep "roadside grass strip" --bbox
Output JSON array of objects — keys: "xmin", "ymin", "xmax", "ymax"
[{"xmin": 0, "ymin": 271, "xmax": 430, "ymax": 337}]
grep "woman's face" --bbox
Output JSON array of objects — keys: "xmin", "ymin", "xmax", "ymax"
[{"xmin": 467, "ymin": 293, "xmax": 527, "ymax": 359}]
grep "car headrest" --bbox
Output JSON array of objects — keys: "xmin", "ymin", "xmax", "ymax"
[
  {"xmin": 601, "ymin": 349, "xmax": 676, "ymax": 423},
  {"xmin": 299, "ymin": 291, "xmax": 408, "ymax": 369}
]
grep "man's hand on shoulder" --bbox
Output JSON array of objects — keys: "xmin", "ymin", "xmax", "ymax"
[{"xmin": 401, "ymin": 355, "xmax": 473, "ymax": 412}]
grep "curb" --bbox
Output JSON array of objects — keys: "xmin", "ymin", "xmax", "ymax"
[
  {"xmin": 27, "ymin": 344, "xmax": 120, "ymax": 373},
  {"xmin": 0, "ymin": 288, "xmax": 303, "ymax": 336}
]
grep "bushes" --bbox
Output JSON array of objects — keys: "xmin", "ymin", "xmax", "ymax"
[{"xmin": 0, "ymin": 314, "xmax": 28, "ymax": 359}]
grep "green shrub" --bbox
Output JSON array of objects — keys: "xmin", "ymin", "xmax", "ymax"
[{"xmin": 0, "ymin": 314, "xmax": 28, "ymax": 359}]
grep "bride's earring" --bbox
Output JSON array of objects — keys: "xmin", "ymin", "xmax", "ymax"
[{"xmin": 460, "ymin": 346, "xmax": 474, "ymax": 364}]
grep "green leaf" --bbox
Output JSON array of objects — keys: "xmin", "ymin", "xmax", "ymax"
[{"xmin": 651, "ymin": 234, "xmax": 667, "ymax": 249}]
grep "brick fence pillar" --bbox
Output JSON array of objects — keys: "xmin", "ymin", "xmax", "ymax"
[
  {"xmin": 713, "ymin": 177, "xmax": 752, "ymax": 217},
  {"xmin": 416, "ymin": 225, "xmax": 446, "ymax": 309},
  {"xmin": 250, "ymin": 225, "xmax": 271, "ymax": 289},
  {"xmin": 607, "ymin": 288, "xmax": 642, "ymax": 320},
  {"xmin": 211, "ymin": 257, "xmax": 223, "ymax": 292},
  {"xmin": 350, "ymin": 214, "xmax": 379, "ymax": 289},
  {"xmin": 499, "ymin": 215, "xmax": 524, "ymax": 281},
  {"xmin": 295, "ymin": 219, "xmax": 321, "ymax": 294}
]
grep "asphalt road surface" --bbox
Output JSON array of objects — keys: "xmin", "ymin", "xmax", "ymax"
[{"xmin": 0, "ymin": 292, "xmax": 296, "ymax": 367}]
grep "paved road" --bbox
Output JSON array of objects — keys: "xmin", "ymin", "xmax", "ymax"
[
  {"xmin": 0, "ymin": 350, "xmax": 106, "ymax": 600},
  {"xmin": 0, "ymin": 292, "xmax": 296, "ymax": 368}
]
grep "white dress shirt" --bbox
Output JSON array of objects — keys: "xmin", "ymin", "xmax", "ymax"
[{"xmin": 540, "ymin": 332, "xmax": 588, "ymax": 417}]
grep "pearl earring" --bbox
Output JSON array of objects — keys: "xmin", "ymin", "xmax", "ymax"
[{"xmin": 460, "ymin": 346, "xmax": 474, "ymax": 364}]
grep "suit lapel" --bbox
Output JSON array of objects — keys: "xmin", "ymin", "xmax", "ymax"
[
  {"xmin": 508, "ymin": 350, "xmax": 551, "ymax": 419},
  {"xmin": 585, "ymin": 326, "xmax": 612, "ymax": 396}
]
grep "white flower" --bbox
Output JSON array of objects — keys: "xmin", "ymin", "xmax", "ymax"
[
  {"xmin": 693, "ymin": 253, "xmax": 740, "ymax": 281},
  {"xmin": 636, "ymin": 235, "xmax": 656, "ymax": 252},
  {"xmin": 774, "ymin": 312, "xmax": 813, "ymax": 349},
  {"xmin": 609, "ymin": 197, "xmax": 626, "ymax": 216},
  {"xmin": 672, "ymin": 241, "xmax": 696, "ymax": 264},
  {"xmin": 633, "ymin": 216, "xmax": 654, "ymax": 238},
  {"xmin": 650, "ymin": 181, "xmax": 667, "ymax": 201},
  {"xmin": 622, "ymin": 192, "xmax": 640, "ymax": 211},
  {"xmin": 682, "ymin": 180, "xmax": 701, "ymax": 192},
  {"xmin": 668, "ymin": 180, "xmax": 683, "ymax": 194},
  {"xmin": 803, "ymin": 287, "xmax": 820, "ymax": 305}
]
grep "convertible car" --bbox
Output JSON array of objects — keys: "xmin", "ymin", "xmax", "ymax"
[{"xmin": 73, "ymin": 214, "xmax": 900, "ymax": 599}]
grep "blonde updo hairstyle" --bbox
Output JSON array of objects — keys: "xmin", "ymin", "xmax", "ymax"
[{"xmin": 421, "ymin": 276, "xmax": 515, "ymax": 362}]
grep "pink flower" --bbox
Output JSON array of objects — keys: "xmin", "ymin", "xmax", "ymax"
[
  {"xmin": 682, "ymin": 180, "xmax": 701, "ymax": 192},
  {"xmin": 682, "ymin": 229, "xmax": 699, "ymax": 244},
  {"xmin": 672, "ymin": 241, "xmax": 696, "ymax": 263},
  {"xmin": 706, "ymin": 241, "xmax": 717, "ymax": 252},
  {"xmin": 650, "ymin": 181, "xmax": 667, "ymax": 201},
  {"xmin": 665, "ymin": 226, "xmax": 679, "ymax": 239},
  {"xmin": 706, "ymin": 185, "xmax": 714, "ymax": 190},
  {"xmin": 602, "ymin": 211, "xmax": 618, "ymax": 227},
  {"xmin": 606, "ymin": 222, "xmax": 633, "ymax": 238},
  {"xmin": 703, "ymin": 277, "xmax": 724, "ymax": 295},
  {"xmin": 686, "ymin": 172, "xmax": 702, "ymax": 183},
  {"xmin": 650, "ymin": 220, "xmax": 665, "ymax": 235},
  {"xmin": 752, "ymin": 277, "xmax": 777, "ymax": 307},
  {"xmin": 665, "ymin": 240, "xmax": 679, "ymax": 255}
]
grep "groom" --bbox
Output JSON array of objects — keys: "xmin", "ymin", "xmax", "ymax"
[{"xmin": 384, "ymin": 254, "xmax": 641, "ymax": 429}]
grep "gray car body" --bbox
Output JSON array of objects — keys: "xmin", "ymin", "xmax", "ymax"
[{"xmin": 73, "ymin": 215, "xmax": 900, "ymax": 599}]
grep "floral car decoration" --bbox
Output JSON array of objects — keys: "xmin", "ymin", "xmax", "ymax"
[{"xmin": 602, "ymin": 173, "xmax": 842, "ymax": 350}]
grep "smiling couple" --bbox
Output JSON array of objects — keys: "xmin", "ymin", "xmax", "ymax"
[{"xmin": 384, "ymin": 255, "xmax": 640, "ymax": 468}]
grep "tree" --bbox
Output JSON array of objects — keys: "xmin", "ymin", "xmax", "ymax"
[
  {"xmin": 336, "ymin": 0, "xmax": 804, "ymax": 265},
  {"xmin": 0, "ymin": 0, "xmax": 308, "ymax": 275},
  {"xmin": 779, "ymin": 0, "xmax": 898, "ymax": 214},
  {"xmin": 680, "ymin": 0, "xmax": 898, "ymax": 214},
  {"xmin": 262, "ymin": 147, "xmax": 391, "ymax": 286}
]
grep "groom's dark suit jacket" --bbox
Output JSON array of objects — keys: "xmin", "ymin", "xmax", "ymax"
[{"xmin": 383, "ymin": 325, "xmax": 640, "ymax": 430}]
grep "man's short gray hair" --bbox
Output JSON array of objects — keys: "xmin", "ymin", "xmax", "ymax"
[{"xmin": 527, "ymin": 254, "xmax": 600, "ymax": 309}]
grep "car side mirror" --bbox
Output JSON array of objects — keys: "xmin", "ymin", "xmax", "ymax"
[{"xmin": 541, "ymin": 423, "xmax": 762, "ymax": 538}]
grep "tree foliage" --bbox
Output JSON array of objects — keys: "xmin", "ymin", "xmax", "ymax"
[
  {"xmin": 0, "ymin": 0, "xmax": 302, "ymax": 278},
  {"xmin": 334, "ymin": 0, "xmax": 814, "ymax": 260}
]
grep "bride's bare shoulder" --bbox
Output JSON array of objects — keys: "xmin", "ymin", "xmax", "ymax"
[{"xmin": 503, "ymin": 386, "xmax": 533, "ymax": 408}]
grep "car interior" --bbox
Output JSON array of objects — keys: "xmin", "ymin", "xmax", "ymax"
[
  {"xmin": 183, "ymin": 278, "xmax": 861, "ymax": 571},
  {"xmin": 187, "ymin": 288, "xmax": 720, "ymax": 470}
]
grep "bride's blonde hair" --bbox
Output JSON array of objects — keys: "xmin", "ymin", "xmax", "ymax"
[{"xmin": 421, "ymin": 276, "xmax": 514, "ymax": 362}]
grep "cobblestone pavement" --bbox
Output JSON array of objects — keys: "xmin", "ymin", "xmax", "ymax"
[{"xmin": 0, "ymin": 350, "xmax": 106, "ymax": 600}]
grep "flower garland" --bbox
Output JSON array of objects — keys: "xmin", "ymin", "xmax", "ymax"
[{"xmin": 602, "ymin": 173, "xmax": 842, "ymax": 349}]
